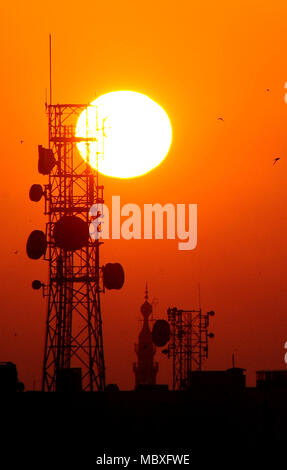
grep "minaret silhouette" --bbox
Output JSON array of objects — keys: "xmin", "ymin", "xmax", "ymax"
[{"xmin": 133, "ymin": 284, "xmax": 159, "ymax": 388}]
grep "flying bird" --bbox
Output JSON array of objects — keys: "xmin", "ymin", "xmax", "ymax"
[
  {"xmin": 20, "ymin": 140, "xmax": 24, "ymax": 144},
  {"xmin": 273, "ymin": 157, "xmax": 280, "ymax": 165},
  {"xmin": 14, "ymin": 250, "xmax": 19, "ymax": 255},
  {"xmin": 217, "ymin": 117, "xmax": 224, "ymax": 122}
]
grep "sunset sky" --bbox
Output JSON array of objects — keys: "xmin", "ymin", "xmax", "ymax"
[{"xmin": 1, "ymin": 1, "xmax": 287, "ymax": 390}]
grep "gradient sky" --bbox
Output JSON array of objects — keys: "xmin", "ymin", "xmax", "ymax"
[{"xmin": 1, "ymin": 1, "xmax": 287, "ymax": 390}]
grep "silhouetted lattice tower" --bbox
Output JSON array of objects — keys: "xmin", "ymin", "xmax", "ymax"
[
  {"xmin": 44, "ymin": 104, "xmax": 105, "ymax": 391},
  {"xmin": 166, "ymin": 307, "xmax": 215, "ymax": 390},
  {"xmin": 27, "ymin": 102, "xmax": 125, "ymax": 391}
]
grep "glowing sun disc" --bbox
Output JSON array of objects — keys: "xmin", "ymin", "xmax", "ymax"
[{"xmin": 75, "ymin": 91, "xmax": 172, "ymax": 178}]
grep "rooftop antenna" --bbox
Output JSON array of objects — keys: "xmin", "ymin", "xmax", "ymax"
[{"xmin": 166, "ymin": 306, "xmax": 215, "ymax": 390}]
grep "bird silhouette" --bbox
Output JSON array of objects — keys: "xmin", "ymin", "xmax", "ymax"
[
  {"xmin": 273, "ymin": 157, "xmax": 280, "ymax": 165},
  {"xmin": 14, "ymin": 250, "xmax": 19, "ymax": 255},
  {"xmin": 20, "ymin": 140, "xmax": 24, "ymax": 144},
  {"xmin": 217, "ymin": 117, "xmax": 224, "ymax": 122}
]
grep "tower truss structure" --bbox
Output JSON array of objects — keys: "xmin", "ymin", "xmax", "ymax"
[
  {"xmin": 167, "ymin": 308, "xmax": 214, "ymax": 390},
  {"xmin": 41, "ymin": 103, "xmax": 105, "ymax": 391}
]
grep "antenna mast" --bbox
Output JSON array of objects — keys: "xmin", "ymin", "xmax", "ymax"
[
  {"xmin": 49, "ymin": 34, "xmax": 52, "ymax": 105},
  {"xmin": 27, "ymin": 38, "xmax": 125, "ymax": 391}
]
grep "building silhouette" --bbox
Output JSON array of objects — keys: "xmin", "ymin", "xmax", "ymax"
[{"xmin": 133, "ymin": 285, "xmax": 158, "ymax": 388}]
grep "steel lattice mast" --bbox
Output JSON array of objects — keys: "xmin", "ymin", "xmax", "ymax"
[
  {"xmin": 41, "ymin": 104, "xmax": 105, "ymax": 391},
  {"xmin": 167, "ymin": 308, "xmax": 215, "ymax": 390}
]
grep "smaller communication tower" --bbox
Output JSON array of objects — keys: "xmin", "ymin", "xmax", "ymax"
[{"xmin": 166, "ymin": 307, "xmax": 215, "ymax": 390}]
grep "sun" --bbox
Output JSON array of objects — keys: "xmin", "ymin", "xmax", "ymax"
[{"xmin": 75, "ymin": 91, "xmax": 172, "ymax": 178}]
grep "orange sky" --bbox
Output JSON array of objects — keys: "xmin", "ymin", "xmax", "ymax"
[{"xmin": 1, "ymin": 1, "xmax": 287, "ymax": 390}]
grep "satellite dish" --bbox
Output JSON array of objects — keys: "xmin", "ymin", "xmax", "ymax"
[
  {"xmin": 152, "ymin": 320, "xmax": 170, "ymax": 347},
  {"xmin": 29, "ymin": 184, "xmax": 44, "ymax": 202},
  {"xmin": 53, "ymin": 216, "xmax": 89, "ymax": 251},
  {"xmin": 103, "ymin": 263, "xmax": 125, "ymax": 290},
  {"xmin": 26, "ymin": 230, "xmax": 47, "ymax": 259},
  {"xmin": 38, "ymin": 145, "xmax": 56, "ymax": 175},
  {"xmin": 32, "ymin": 280, "xmax": 42, "ymax": 290}
]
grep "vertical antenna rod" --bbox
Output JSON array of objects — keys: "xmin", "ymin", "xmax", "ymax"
[{"xmin": 49, "ymin": 34, "xmax": 52, "ymax": 105}]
